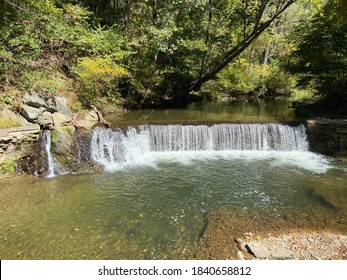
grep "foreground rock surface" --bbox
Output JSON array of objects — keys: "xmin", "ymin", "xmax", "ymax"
[{"xmin": 237, "ymin": 233, "xmax": 347, "ymax": 260}]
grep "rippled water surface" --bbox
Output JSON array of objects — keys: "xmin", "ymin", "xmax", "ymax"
[{"xmin": 1, "ymin": 155, "xmax": 346, "ymax": 259}]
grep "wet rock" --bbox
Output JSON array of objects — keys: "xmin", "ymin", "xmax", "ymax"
[
  {"xmin": 306, "ymin": 118, "xmax": 347, "ymax": 156},
  {"xmin": 38, "ymin": 111, "xmax": 54, "ymax": 129},
  {"xmin": 53, "ymin": 126, "xmax": 75, "ymax": 156}
]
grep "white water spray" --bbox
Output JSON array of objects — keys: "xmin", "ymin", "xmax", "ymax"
[
  {"xmin": 90, "ymin": 123, "xmax": 330, "ymax": 173},
  {"xmin": 42, "ymin": 130, "xmax": 55, "ymax": 178}
]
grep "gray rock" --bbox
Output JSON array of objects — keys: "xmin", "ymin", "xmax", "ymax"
[
  {"xmin": 235, "ymin": 238, "xmax": 249, "ymax": 254},
  {"xmin": 54, "ymin": 126, "xmax": 75, "ymax": 155},
  {"xmin": 75, "ymin": 111, "xmax": 100, "ymax": 131},
  {"xmin": 0, "ymin": 107, "xmax": 28, "ymax": 126},
  {"xmin": 19, "ymin": 104, "xmax": 40, "ymax": 122},
  {"xmin": 74, "ymin": 119, "xmax": 97, "ymax": 131},
  {"xmin": 52, "ymin": 112, "xmax": 72, "ymax": 127},
  {"xmin": 247, "ymin": 241, "xmax": 295, "ymax": 260},
  {"xmin": 38, "ymin": 111, "xmax": 54, "ymax": 129},
  {"xmin": 84, "ymin": 110, "xmax": 99, "ymax": 122},
  {"xmin": 55, "ymin": 96, "xmax": 72, "ymax": 116},
  {"xmin": 23, "ymin": 92, "xmax": 72, "ymax": 116}
]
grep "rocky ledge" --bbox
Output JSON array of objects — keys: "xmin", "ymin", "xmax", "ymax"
[
  {"xmin": 0, "ymin": 124, "xmax": 40, "ymax": 161},
  {"xmin": 306, "ymin": 118, "xmax": 347, "ymax": 156},
  {"xmin": 0, "ymin": 92, "xmax": 107, "ymax": 176}
]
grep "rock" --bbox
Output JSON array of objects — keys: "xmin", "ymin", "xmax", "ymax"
[
  {"xmin": 306, "ymin": 118, "xmax": 347, "ymax": 156},
  {"xmin": 0, "ymin": 107, "xmax": 28, "ymax": 126},
  {"xmin": 0, "ymin": 124, "xmax": 40, "ymax": 160},
  {"xmin": 235, "ymin": 238, "xmax": 249, "ymax": 254},
  {"xmin": 53, "ymin": 126, "xmax": 75, "ymax": 155},
  {"xmin": 55, "ymin": 96, "xmax": 72, "ymax": 116},
  {"xmin": 247, "ymin": 241, "xmax": 295, "ymax": 260},
  {"xmin": 19, "ymin": 104, "xmax": 40, "ymax": 122},
  {"xmin": 75, "ymin": 111, "xmax": 100, "ymax": 131},
  {"xmin": 339, "ymin": 236, "xmax": 347, "ymax": 248},
  {"xmin": 52, "ymin": 112, "xmax": 72, "ymax": 127},
  {"xmin": 74, "ymin": 120, "xmax": 97, "ymax": 131},
  {"xmin": 319, "ymin": 234, "xmax": 334, "ymax": 244},
  {"xmin": 37, "ymin": 111, "xmax": 54, "ymax": 129},
  {"xmin": 84, "ymin": 110, "xmax": 99, "ymax": 122},
  {"xmin": 244, "ymin": 232, "xmax": 254, "ymax": 238},
  {"xmin": 23, "ymin": 92, "xmax": 72, "ymax": 116}
]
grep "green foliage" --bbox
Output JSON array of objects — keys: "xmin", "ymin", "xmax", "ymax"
[
  {"xmin": 218, "ymin": 59, "xmax": 268, "ymax": 94},
  {"xmin": 72, "ymin": 57, "xmax": 129, "ymax": 106},
  {"xmin": 0, "ymin": 158, "xmax": 17, "ymax": 174},
  {"xmin": 287, "ymin": 0, "xmax": 347, "ymax": 107},
  {"xmin": 0, "ymin": 0, "xmax": 315, "ymax": 109},
  {"xmin": 63, "ymin": 127, "xmax": 74, "ymax": 135},
  {"xmin": 51, "ymin": 129, "xmax": 58, "ymax": 145},
  {"xmin": 20, "ymin": 70, "xmax": 73, "ymax": 96},
  {"xmin": 263, "ymin": 64, "xmax": 295, "ymax": 95}
]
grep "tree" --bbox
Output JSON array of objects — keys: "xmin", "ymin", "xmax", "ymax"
[
  {"xmin": 287, "ymin": 0, "xmax": 347, "ymax": 109},
  {"xmin": 118, "ymin": 0, "xmax": 297, "ymax": 107}
]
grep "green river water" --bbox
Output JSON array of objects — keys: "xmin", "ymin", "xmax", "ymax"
[{"xmin": 0, "ymin": 100, "xmax": 346, "ymax": 260}]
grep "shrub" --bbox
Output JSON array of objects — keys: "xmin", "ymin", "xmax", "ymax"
[
  {"xmin": 72, "ymin": 57, "xmax": 129, "ymax": 106},
  {"xmin": 1, "ymin": 158, "xmax": 17, "ymax": 174}
]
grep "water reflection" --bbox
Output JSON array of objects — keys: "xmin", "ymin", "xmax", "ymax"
[{"xmin": 105, "ymin": 98, "xmax": 296, "ymax": 126}]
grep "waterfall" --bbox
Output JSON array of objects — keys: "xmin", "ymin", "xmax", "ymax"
[
  {"xmin": 89, "ymin": 123, "xmax": 320, "ymax": 171},
  {"xmin": 42, "ymin": 130, "xmax": 55, "ymax": 178}
]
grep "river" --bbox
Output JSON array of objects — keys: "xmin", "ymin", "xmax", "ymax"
[{"xmin": 0, "ymin": 99, "xmax": 346, "ymax": 259}]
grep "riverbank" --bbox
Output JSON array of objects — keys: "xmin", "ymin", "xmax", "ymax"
[{"xmin": 196, "ymin": 207, "xmax": 347, "ymax": 260}]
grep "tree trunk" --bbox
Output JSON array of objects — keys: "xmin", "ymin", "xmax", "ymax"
[{"xmin": 186, "ymin": 0, "xmax": 295, "ymax": 94}]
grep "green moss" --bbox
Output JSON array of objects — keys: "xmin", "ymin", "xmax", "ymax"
[
  {"xmin": 63, "ymin": 126, "xmax": 74, "ymax": 135},
  {"xmin": 1, "ymin": 158, "xmax": 17, "ymax": 174},
  {"xmin": 51, "ymin": 129, "xmax": 58, "ymax": 145}
]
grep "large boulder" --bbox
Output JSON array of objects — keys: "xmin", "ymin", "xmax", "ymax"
[
  {"xmin": 23, "ymin": 92, "xmax": 72, "ymax": 116},
  {"xmin": 19, "ymin": 104, "xmax": 40, "ymax": 122},
  {"xmin": 53, "ymin": 126, "xmax": 75, "ymax": 156}
]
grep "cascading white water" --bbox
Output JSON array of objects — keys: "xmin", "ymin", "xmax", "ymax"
[
  {"xmin": 89, "ymin": 123, "xmax": 331, "ymax": 173},
  {"xmin": 42, "ymin": 130, "xmax": 55, "ymax": 178},
  {"xmin": 148, "ymin": 123, "xmax": 308, "ymax": 152}
]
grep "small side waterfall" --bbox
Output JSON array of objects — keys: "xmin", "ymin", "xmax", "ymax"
[
  {"xmin": 90, "ymin": 123, "xmax": 317, "ymax": 171},
  {"xmin": 42, "ymin": 130, "xmax": 55, "ymax": 178}
]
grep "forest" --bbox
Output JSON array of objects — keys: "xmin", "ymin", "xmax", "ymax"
[{"xmin": 0, "ymin": 0, "xmax": 346, "ymax": 112}]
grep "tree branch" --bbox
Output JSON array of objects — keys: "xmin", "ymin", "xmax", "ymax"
[{"xmin": 187, "ymin": 0, "xmax": 296, "ymax": 93}]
